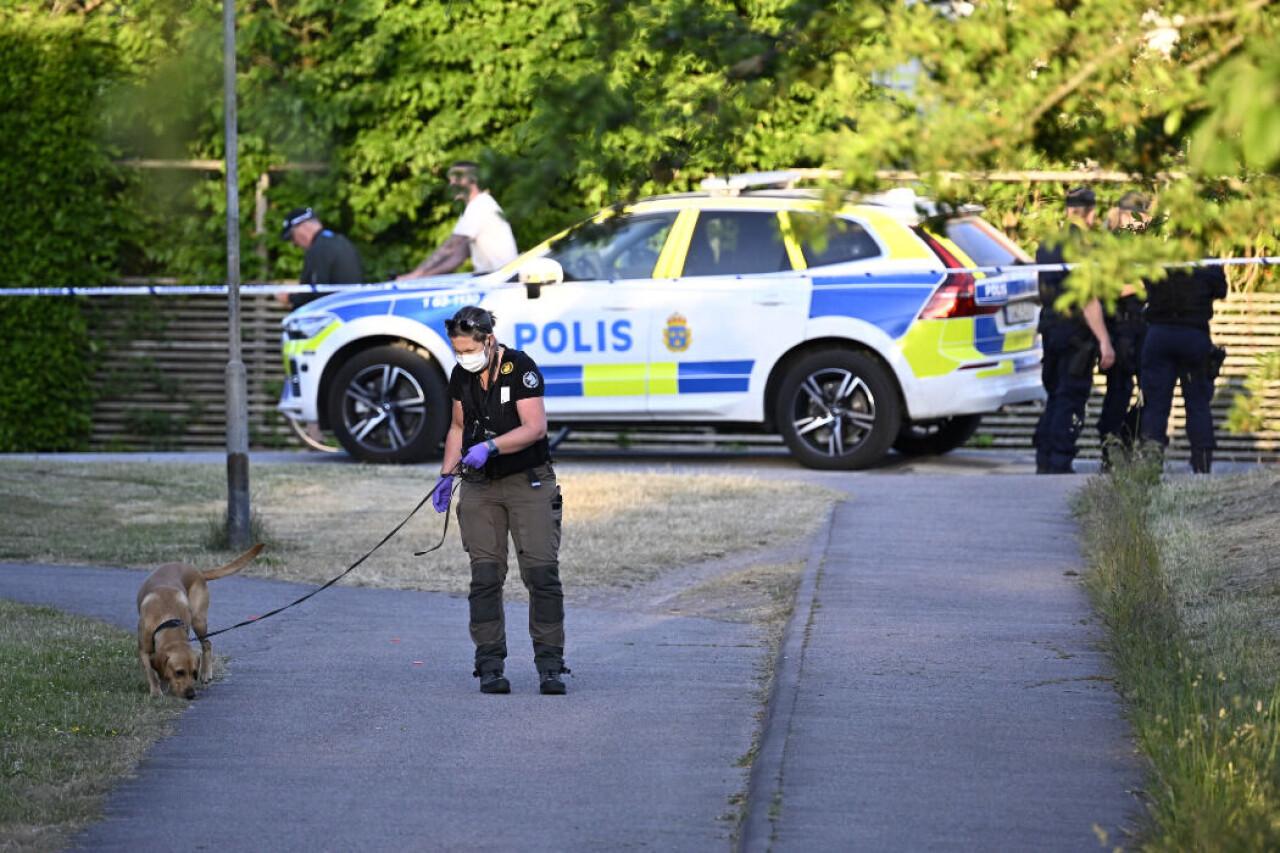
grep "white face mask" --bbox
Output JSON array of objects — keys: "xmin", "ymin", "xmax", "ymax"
[{"xmin": 455, "ymin": 340, "xmax": 491, "ymax": 373}]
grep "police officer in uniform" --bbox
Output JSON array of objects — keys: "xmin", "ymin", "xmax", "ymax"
[
  {"xmin": 1138, "ymin": 262, "xmax": 1228, "ymax": 473},
  {"xmin": 277, "ymin": 206, "xmax": 364, "ymax": 309},
  {"xmin": 1096, "ymin": 192, "xmax": 1151, "ymax": 470},
  {"xmin": 1033, "ymin": 186, "xmax": 1115, "ymax": 474},
  {"xmin": 430, "ymin": 306, "xmax": 567, "ymax": 694}
]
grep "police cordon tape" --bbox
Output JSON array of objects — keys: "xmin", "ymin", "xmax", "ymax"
[{"xmin": 2, "ymin": 256, "xmax": 1277, "ymax": 297}]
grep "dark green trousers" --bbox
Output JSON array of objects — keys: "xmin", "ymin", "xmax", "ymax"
[{"xmin": 456, "ymin": 463, "xmax": 564, "ymax": 674}]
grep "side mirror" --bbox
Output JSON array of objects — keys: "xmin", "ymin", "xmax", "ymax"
[{"xmin": 517, "ymin": 258, "xmax": 564, "ymax": 300}]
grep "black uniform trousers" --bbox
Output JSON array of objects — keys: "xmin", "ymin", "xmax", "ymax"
[
  {"xmin": 1138, "ymin": 324, "xmax": 1216, "ymax": 451},
  {"xmin": 1034, "ymin": 322, "xmax": 1095, "ymax": 473},
  {"xmin": 1097, "ymin": 317, "xmax": 1146, "ymax": 451}
]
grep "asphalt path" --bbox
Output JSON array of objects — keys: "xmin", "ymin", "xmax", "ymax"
[{"xmin": 0, "ymin": 449, "xmax": 1146, "ymax": 850}]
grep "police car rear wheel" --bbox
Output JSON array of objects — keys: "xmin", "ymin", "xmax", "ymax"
[
  {"xmin": 776, "ymin": 350, "xmax": 901, "ymax": 470},
  {"xmin": 327, "ymin": 344, "xmax": 448, "ymax": 463},
  {"xmin": 892, "ymin": 414, "xmax": 983, "ymax": 457}
]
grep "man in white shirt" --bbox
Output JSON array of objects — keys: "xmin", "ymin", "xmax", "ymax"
[{"xmin": 397, "ymin": 161, "xmax": 518, "ymax": 279}]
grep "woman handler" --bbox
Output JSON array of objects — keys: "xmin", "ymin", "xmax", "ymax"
[{"xmin": 431, "ymin": 306, "xmax": 567, "ymax": 694}]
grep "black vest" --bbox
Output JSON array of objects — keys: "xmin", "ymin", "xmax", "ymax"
[
  {"xmin": 1144, "ymin": 266, "xmax": 1227, "ymax": 330},
  {"xmin": 453, "ymin": 348, "xmax": 551, "ymax": 479}
]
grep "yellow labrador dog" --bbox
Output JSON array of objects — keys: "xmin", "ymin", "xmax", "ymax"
[{"xmin": 137, "ymin": 543, "xmax": 265, "ymax": 698}]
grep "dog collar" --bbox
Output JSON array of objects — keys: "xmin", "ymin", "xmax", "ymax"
[{"xmin": 153, "ymin": 618, "xmax": 188, "ymax": 644}]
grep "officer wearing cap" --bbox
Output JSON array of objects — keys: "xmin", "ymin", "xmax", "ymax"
[
  {"xmin": 429, "ymin": 305, "xmax": 568, "ymax": 695},
  {"xmin": 277, "ymin": 206, "xmax": 364, "ymax": 309},
  {"xmin": 1096, "ymin": 192, "xmax": 1152, "ymax": 470},
  {"xmin": 1138, "ymin": 259, "xmax": 1228, "ymax": 473},
  {"xmin": 1032, "ymin": 186, "xmax": 1116, "ymax": 474}
]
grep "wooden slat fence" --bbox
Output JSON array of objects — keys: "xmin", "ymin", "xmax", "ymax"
[
  {"xmin": 83, "ymin": 292, "xmax": 1280, "ymax": 461},
  {"xmin": 85, "ymin": 295, "xmax": 294, "ymax": 452}
]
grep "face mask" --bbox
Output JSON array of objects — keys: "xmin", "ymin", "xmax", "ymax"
[{"xmin": 456, "ymin": 340, "xmax": 491, "ymax": 373}]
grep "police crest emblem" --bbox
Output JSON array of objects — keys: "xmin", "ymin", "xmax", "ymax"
[{"xmin": 664, "ymin": 312, "xmax": 691, "ymax": 352}]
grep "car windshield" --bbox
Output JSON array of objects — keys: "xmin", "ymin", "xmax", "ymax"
[{"xmin": 545, "ymin": 212, "xmax": 678, "ymax": 281}]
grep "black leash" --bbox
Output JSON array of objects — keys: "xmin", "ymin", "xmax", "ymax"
[{"xmin": 201, "ymin": 467, "xmax": 463, "ymax": 640}]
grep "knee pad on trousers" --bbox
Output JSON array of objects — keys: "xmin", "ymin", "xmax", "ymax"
[
  {"xmin": 469, "ymin": 561, "xmax": 504, "ymax": 624},
  {"xmin": 526, "ymin": 563, "xmax": 564, "ymax": 624}
]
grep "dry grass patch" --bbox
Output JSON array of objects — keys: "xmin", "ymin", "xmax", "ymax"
[
  {"xmin": 666, "ymin": 560, "xmax": 806, "ymax": 627},
  {"xmin": 0, "ymin": 460, "xmax": 839, "ymax": 606},
  {"xmin": 1150, "ymin": 469, "xmax": 1280, "ymax": 682}
]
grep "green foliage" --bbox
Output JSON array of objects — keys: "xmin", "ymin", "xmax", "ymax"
[
  {"xmin": 0, "ymin": 299, "xmax": 94, "ymax": 452},
  {"xmin": 0, "ymin": 11, "xmax": 125, "ymax": 450},
  {"xmin": 1227, "ymin": 349, "xmax": 1280, "ymax": 434},
  {"xmin": 81, "ymin": 0, "xmax": 873, "ymax": 280}
]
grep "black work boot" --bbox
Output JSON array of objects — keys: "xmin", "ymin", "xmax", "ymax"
[
  {"xmin": 477, "ymin": 670, "xmax": 510, "ymax": 694},
  {"xmin": 539, "ymin": 667, "xmax": 570, "ymax": 696},
  {"xmin": 1190, "ymin": 447, "xmax": 1213, "ymax": 474}
]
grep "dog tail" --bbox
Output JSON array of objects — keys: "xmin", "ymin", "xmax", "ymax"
[{"xmin": 201, "ymin": 542, "xmax": 266, "ymax": 581}]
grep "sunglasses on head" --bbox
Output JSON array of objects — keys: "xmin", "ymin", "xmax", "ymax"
[{"xmin": 445, "ymin": 317, "xmax": 491, "ymax": 335}]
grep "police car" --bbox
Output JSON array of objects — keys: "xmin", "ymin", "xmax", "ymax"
[{"xmin": 278, "ymin": 171, "xmax": 1043, "ymax": 469}]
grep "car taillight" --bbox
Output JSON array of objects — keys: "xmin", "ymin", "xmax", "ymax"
[{"xmin": 913, "ymin": 228, "xmax": 998, "ymax": 320}]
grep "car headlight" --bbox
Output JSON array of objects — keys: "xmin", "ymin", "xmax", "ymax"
[{"xmin": 283, "ymin": 312, "xmax": 339, "ymax": 341}]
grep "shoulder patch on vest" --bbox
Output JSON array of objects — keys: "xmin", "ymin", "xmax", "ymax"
[{"xmin": 522, "ymin": 371, "xmax": 540, "ymax": 389}]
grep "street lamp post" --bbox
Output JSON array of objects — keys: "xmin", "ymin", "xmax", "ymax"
[{"xmin": 223, "ymin": 0, "xmax": 251, "ymax": 549}]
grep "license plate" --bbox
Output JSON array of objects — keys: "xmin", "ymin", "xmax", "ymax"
[{"xmin": 1004, "ymin": 300, "xmax": 1037, "ymax": 325}]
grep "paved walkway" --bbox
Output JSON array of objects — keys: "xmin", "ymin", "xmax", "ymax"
[
  {"xmin": 742, "ymin": 474, "xmax": 1139, "ymax": 851},
  {"xmin": 0, "ymin": 471, "xmax": 1141, "ymax": 851}
]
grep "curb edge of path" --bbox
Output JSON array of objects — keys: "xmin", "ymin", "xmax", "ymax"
[{"xmin": 738, "ymin": 498, "xmax": 839, "ymax": 852}]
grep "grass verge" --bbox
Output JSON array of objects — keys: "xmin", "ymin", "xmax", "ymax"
[
  {"xmin": 1075, "ymin": 460, "xmax": 1280, "ymax": 849},
  {"xmin": 0, "ymin": 600, "xmax": 186, "ymax": 852}
]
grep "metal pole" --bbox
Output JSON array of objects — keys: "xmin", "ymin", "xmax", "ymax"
[{"xmin": 223, "ymin": 0, "xmax": 251, "ymax": 550}]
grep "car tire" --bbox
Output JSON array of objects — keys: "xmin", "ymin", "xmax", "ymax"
[
  {"xmin": 892, "ymin": 414, "xmax": 983, "ymax": 457},
  {"xmin": 776, "ymin": 349, "xmax": 902, "ymax": 470},
  {"xmin": 327, "ymin": 344, "xmax": 448, "ymax": 463}
]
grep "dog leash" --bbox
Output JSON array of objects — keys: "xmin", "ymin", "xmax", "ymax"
[{"xmin": 201, "ymin": 466, "xmax": 463, "ymax": 640}]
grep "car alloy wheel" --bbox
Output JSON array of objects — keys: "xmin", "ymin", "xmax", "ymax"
[
  {"xmin": 776, "ymin": 349, "xmax": 901, "ymax": 470},
  {"xmin": 327, "ymin": 344, "xmax": 448, "ymax": 463}
]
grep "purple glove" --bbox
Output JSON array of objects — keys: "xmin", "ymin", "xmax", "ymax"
[
  {"xmin": 431, "ymin": 475, "xmax": 454, "ymax": 513},
  {"xmin": 461, "ymin": 442, "xmax": 492, "ymax": 469}
]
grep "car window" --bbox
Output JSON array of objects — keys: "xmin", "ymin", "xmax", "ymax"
[
  {"xmin": 683, "ymin": 211, "xmax": 791, "ymax": 276},
  {"xmin": 944, "ymin": 218, "xmax": 1029, "ymax": 267},
  {"xmin": 792, "ymin": 213, "xmax": 882, "ymax": 267},
  {"xmin": 545, "ymin": 212, "xmax": 678, "ymax": 281}
]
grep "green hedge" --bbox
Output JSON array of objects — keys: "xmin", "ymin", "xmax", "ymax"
[{"xmin": 0, "ymin": 13, "xmax": 122, "ymax": 451}]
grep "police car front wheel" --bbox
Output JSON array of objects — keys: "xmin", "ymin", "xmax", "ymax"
[
  {"xmin": 326, "ymin": 344, "xmax": 449, "ymax": 463},
  {"xmin": 776, "ymin": 350, "xmax": 902, "ymax": 470}
]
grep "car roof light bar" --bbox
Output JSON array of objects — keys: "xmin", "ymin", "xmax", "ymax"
[{"xmin": 699, "ymin": 169, "xmax": 844, "ymax": 195}]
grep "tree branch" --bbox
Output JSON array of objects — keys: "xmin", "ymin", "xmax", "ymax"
[{"xmin": 1024, "ymin": 0, "xmax": 1271, "ymax": 131}]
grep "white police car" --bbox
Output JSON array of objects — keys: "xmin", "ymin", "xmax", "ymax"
[{"xmin": 278, "ymin": 172, "xmax": 1043, "ymax": 469}]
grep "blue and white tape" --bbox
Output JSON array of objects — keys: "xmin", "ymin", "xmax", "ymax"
[{"xmin": 1, "ymin": 257, "xmax": 1276, "ymax": 297}]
